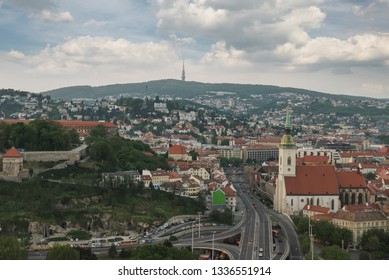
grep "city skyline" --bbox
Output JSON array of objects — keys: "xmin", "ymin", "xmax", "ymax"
[{"xmin": 1, "ymin": 0, "xmax": 389, "ymax": 98}]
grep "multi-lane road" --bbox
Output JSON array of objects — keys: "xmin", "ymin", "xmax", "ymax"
[{"xmin": 227, "ymin": 168, "xmax": 303, "ymax": 260}]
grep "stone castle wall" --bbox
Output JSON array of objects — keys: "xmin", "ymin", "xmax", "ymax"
[{"xmin": 21, "ymin": 144, "xmax": 88, "ymax": 163}]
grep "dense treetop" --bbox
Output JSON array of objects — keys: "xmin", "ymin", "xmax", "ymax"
[{"xmin": 0, "ymin": 120, "xmax": 79, "ymax": 152}]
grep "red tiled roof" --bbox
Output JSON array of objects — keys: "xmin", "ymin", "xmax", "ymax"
[
  {"xmin": 0, "ymin": 119, "xmax": 116, "ymax": 128},
  {"xmin": 222, "ymin": 186, "xmax": 236, "ymax": 197},
  {"xmin": 344, "ymin": 203, "xmax": 381, "ymax": 212},
  {"xmin": 311, "ymin": 213, "xmax": 336, "ymax": 221},
  {"xmin": 379, "ymin": 146, "xmax": 389, "ymax": 154},
  {"xmin": 57, "ymin": 120, "xmax": 116, "ymax": 128},
  {"xmin": 3, "ymin": 147, "xmax": 23, "ymax": 157},
  {"xmin": 336, "ymin": 171, "xmax": 366, "ymax": 188},
  {"xmin": 168, "ymin": 144, "xmax": 187, "ymax": 155},
  {"xmin": 359, "ymin": 163, "xmax": 378, "ymax": 169},
  {"xmin": 303, "ymin": 205, "xmax": 330, "ymax": 213},
  {"xmin": 297, "ymin": 156, "xmax": 329, "ymax": 164},
  {"xmin": 0, "ymin": 119, "xmax": 30, "ymax": 125},
  {"xmin": 257, "ymin": 137, "xmax": 282, "ymax": 143},
  {"xmin": 340, "ymin": 151, "xmax": 386, "ymax": 158},
  {"xmin": 285, "ymin": 165, "xmax": 338, "ymax": 195},
  {"xmin": 333, "ymin": 210, "xmax": 386, "ymax": 222},
  {"xmin": 169, "ymin": 172, "xmax": 181, "ymax": 179}
]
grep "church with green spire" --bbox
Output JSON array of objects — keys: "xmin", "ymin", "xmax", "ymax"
[{"xmin": 274, "ymin": 106, "xmax": 340, "ymax": 215}]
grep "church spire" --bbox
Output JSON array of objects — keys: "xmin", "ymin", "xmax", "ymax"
[
  {"xmin": 285, "ymin": 105, "xmax": 291, "ymax": 133},
  {"xmin": 280, "ymin": 105, "xmax": 295, "ymax": 149},
  {"xmin": 181, "ymin": 60, "xmax": 186, "ymax": 81}
]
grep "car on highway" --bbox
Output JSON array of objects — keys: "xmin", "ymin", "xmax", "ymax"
[
  {"xmin": 249, "ymin": 239, "xmax": 253, "ymax": 243},
  {"xmin": 258, "ymin": 252, "xmax": 263, "ymax": 257},
  {"xmin": 259, "ymin": 247, "xmax": 263, "ymax": 252}
]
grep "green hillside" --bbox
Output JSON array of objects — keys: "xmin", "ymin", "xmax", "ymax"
[{"xmin": 41, "ymin": 79, "xmax": 372, "ymax": 101}]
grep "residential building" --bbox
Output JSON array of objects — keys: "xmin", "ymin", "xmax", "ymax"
[
  {"xmin": 168, "ymin": 144, "xmax": 190, "ymax": 161},
  {"xmin": 101, "ymin": 170, "xmax": 140, "ymax": 187},
  {"xmin": 332, "ymin": 205, "xmax": 388, "ymax": 244}
]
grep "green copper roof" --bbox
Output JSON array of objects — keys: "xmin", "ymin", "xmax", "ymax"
[
  {"xmin": 280, "ymin": 134, "xmax": 295, "ymax": 148},
  {"xmin": 285, "ymin": 105, "xmax": 291, "ymax": 129}
]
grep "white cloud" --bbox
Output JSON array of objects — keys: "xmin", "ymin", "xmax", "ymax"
[
  {"xmin": 38, "ymin": 9, "xmax": 74, "ymax": 22},
  {"xmin": 154, "ymin": 0, "xmax": 328, "ymax": 52},
  {"xmin": 275, "ymin": 33, "xmax": 389, "ymax": 67},
  {"xmin": 201, "ymin": 41, "xmax": 250, "ymax": 68},
  {"xmin": 282, "ymin": 6, "xmax": 326, "ymax": 29},
  {"xmin": 83, "ymin": 19, "xmax": 109, "ymax": 28},
  {"xmin": 7, "ymin": 50, "xmax": 25, "ymax": 59},
  {"xmin": 169, "ymin": 34, "xmax": 195, "ymax": 44},
  {"xmin": 8, "ymin": 36, "xmax": 178, "ymax": 75}
]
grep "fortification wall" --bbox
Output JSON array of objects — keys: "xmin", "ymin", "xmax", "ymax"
[{"xmin": 22, "ymin": 144, "xmax": 88, "ymax": 163}]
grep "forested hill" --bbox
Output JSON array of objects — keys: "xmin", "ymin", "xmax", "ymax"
[{"xmin": 40, "ymin": 79, "xmax": 371, "ymax": 101}]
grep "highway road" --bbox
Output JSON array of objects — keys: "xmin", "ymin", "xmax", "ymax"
[{"xmin": 227, "ymin": 167, "xmax": 302, "ymax": 260}]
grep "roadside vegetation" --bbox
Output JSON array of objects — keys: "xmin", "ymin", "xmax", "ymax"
[
  {"xmin": 359, "ymin": 229, "xmax": 389, "ymax": 260},
  {"xmin": 293, "ymin": 216, "xmax": 352, "ymax": 260}
]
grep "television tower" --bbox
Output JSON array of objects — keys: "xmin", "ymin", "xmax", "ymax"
[{"xmin": 181, "ymin": 60, "xmax": 186, "ymax": 81}]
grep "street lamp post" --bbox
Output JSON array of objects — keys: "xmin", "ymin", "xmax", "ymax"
[
  {"xmin": 230, "ymin": 206, "xmax": 234, "ymax": 225},
  {"xmin": 191, "ymin": 221, "xmax": 195, "ymax": 254},
  {"xmin": 197, "ymin": 212, "xmax": 201, "ymax": 238},
  {"xmin": 212, "ymin": 231, "xmax": 216, "ymax": 260},
  {"xmin": 308, "ymin": 207, "xmax": 314, "ymax": 260}
]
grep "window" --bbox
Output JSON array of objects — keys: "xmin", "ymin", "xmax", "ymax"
[
  {"xmin": 316, "ymin": 198, "xmax": 320, "ymax": 206},
  {"xmin": 291, "ymin": 199, "xmax": 293, "ymax": 206},
  {"xmin": 287, "ymin": 156, "xmax": 291, "ymax": 165},
  {"xmin": 331, "ymin": 199, "xmax": 335, "ymax": 210},
  {"xmin": 358, "ymin": 193, "xmax": 363, "ymax": 204},
  {"xmin": 351, "ymin": 193, "xmax": 356, "ymax": 205}
]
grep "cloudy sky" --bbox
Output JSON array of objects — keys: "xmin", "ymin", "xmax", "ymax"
[{"xmin": 1, "ymin": 0, "xmax": 389, "ymax": 98}]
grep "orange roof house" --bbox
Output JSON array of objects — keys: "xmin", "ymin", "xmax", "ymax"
[
  {"xmin": 284, "ymin": 165, "xmax": 338, "ymax": 195},
  {"xmin": 168, "ymin": 144, "xmax": 190, "ymax": 161},
  {"xmin": 336, "ymin": 171, "xmax": 366, "ymax": 188},
  {"xmin": 3, "ymin": 147, "xmax": 23, "ymax": 158}
]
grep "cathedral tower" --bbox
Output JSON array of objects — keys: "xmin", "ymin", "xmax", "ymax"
[{"xmin": 278, "ymin": 105, "xmax": 297, "ymax": 176}]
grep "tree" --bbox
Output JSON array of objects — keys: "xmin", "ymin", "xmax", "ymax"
[
  {"xmin": 0, "ymin": 236, "xmax": 28, "ymax": 260},
  {"xmin": 46, "ymin": 244, "xmax": 80, "ymax": 260},
  {"xmin": 314, "ymin": 220, "xmax": 335, "ymax": 245},
  {"xmin": 365, "ymin": 172, "xmax": 376, "ymax": 180},
  {"xmin": 360, "ymin": 228, "xmax": 389, "ymax": 253},
  {"xmin": 296, "ymin": 217, "xmax": 309, "ymax": 235},
  {"xmin": 108, "ymin": 244, "xmax": 117, "ymax": 258},
  {"xmin": 188, "ymin": 150, "xmax": 199, "ymax": 161},
  {"xmin": 320, "ymin": 245, "xmax": 349, "ymax": 260},
  {"xmin": 163, "ymin": 239, "xmax": 173, "ymax": 247},
  {"xmin": 119, "ymin": 247, "xmax": 132, "ymax": 259},
  {"xmin": 359, "ymin": 251, "xmax": 370, "ymax": 260},
  {"xmin": 299, "ymin": 235, "xmax": 310, "ymax": 255},
  {"xmin": 87, "ymin": 124, "xmax": 108, "ymax": 143},
  {"xmin": 75, "ymin": 247, "xmax": 97, "ymax": 260}
]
